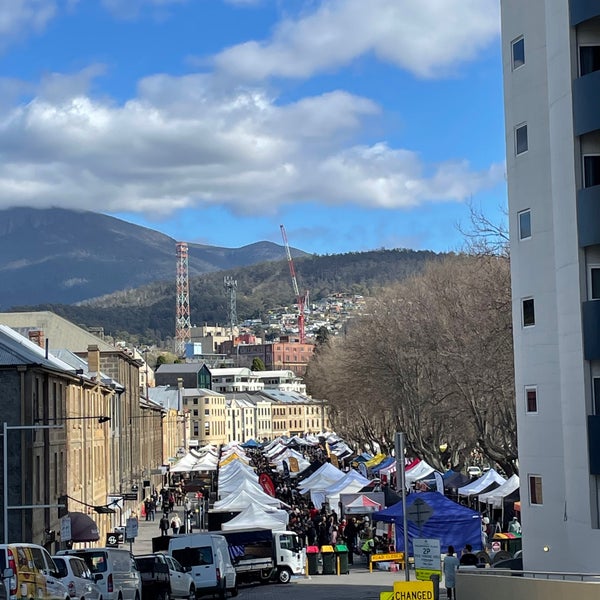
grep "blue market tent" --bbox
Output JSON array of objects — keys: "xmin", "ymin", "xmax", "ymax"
[
  {"xmin": 372, "ymin": 491, "xmax": 482, "ymax": 554},
  {"xmin": 371, "ymin": 456, "xmax": 395, "ymax": 473},
  {"xmin": 241, "ymin": 439, "xmax": 260, "ymax": 448}
]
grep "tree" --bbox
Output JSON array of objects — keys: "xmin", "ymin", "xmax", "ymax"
[
  {"xmin": 251, "ymin": 357, "xmax": 266, "ymax": 371},
  {"xmin": 306, "ymin": 254, "xmax": 517, "ymax": 474}
]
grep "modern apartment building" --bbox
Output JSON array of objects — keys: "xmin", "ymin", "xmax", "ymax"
[{"xmin": 501, "ymin": 0, "xmax": 600, "ymax": 571}]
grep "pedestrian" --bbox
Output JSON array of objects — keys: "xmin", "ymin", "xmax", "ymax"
[
  {"xmin": 159, "ymin": 515, "xmax": 170, "ymax": 536},
  {"xmin": 508, "ymin": 516, "xmax": 522, "ymax": 535},
  {"xmin": 459, "ymin": 544, "xmax": 478, "ymax": 567},
  {"xmin": 360, "ymin": 534, "xmax": 375, "ymax": 566},
  {"xmin": 171, "ymin": 513, "xmax": 182, "ymax": 535},
  {"xmin": 344, "ymin": 518, "xmax": 358, "ymax": 565},
  {"xmin": 144, "ymin": 499, "xmax": 151, "ymax": 522},
  {"xmin": 443, "ymin": 546, "xmax": 460, "ymax": 600},
  {"xmin": 148, "ymin": 498, "xmax": 155, "ymax": 521}
]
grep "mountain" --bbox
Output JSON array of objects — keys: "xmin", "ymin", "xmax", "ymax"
[
  {"xmin": 13, "ymin": 248, "xmax": 442, "ymax": 344},
  {"xmin": 0, "ymin": 207, "xmax": 306, "ymax": 309}
]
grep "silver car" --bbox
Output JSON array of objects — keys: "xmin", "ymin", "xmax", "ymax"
[{"xmin": 52, "ymin": 556, "xmax": 102, "ymax": 600}]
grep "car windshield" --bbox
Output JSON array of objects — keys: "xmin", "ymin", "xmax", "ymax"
[{"xmin": 53, "ymin": 558, "xmax": 68, "ymax": 578}]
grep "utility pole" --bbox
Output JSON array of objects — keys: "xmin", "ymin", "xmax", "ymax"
[
  {"xmin": 395, "ymin": 432, "xmax": 410, "ymax": 581},
  {"xmin": 223, "ymin": 276, "xmax": 238, "ymax": 340}
]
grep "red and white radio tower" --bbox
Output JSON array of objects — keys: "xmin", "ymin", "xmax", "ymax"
[{"xmin": 175, "ymin": 242, "xmax": 191, "ymax": 356}]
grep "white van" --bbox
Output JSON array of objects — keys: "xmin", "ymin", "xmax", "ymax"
[
  {"xmin": 57, "ymin": 549, "xmax": 141, "ymax": 600},
  {"xmin": 168, "ymin": 534, "xmax": 237, "ymax": 599}
]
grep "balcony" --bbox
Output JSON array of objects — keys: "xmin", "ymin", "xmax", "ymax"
[
  {"xmin": 570, "ymin": 0, "xmax": 600, "ymax": 26},
  {"xmin": 578, "ymin": 186, "xmax": 600, "ymax": 247},
  {"xmin": 573, "ymin": 70, "xmax": 600, "ymax": 136},
  {"xmin": 582, "ymin": 300, "xmax": 600, "ymax": 360}
]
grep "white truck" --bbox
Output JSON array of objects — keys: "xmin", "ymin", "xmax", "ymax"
[{"xmin": 221, "ymin": 529, "xmax": 305, "ymax": 585}]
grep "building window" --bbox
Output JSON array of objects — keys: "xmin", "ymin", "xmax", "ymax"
[
  {"xmin": 515, "ymin": 124, "xmax": 528, "ymax": 155},
  {"xmin": 525, "ymin": 386, "xmax": 537, "ymax": 413},
  {"xmin": 529, "ymin": 475, "xmax": 543, "ymax": 505},
  {"xmin": 588, "ymin": 266, "xmax": 600, "ymax": 300},
  {"xmin": 580, "ymin": 45, "xmax": 600, "ymax": 76},
  {"xmin": 522, "ymin": 298, "xmax": 535, "ymax": 327},
  {"xmin": 518, "ymin": 209, "xmax": 531, "ymax": 240},
  {"xmin": 594, "ymin": 377, "xmax": 600, "ymax": 415},
  {"xmin": 584, "ymin": 155, "xmax": 600, "ymax": 188},
  {"xmin": 204, "ymin": 409, "xmax": 210, "ymax": 415},
  {"xmin": 512, "ymin": 37, "xmax": 525, "ymax": 70}
]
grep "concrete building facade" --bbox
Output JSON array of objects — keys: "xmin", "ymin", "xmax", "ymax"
[{"xmin": 501, "ymin": 0, "xmax": 600, "ymax": 571}]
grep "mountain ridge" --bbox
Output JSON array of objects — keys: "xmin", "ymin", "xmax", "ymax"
[{"xmin": 0, "ymin": 207, "xmax": 306, "ymax": 309}]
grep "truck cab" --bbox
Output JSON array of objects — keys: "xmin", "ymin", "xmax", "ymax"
[{"xmin": 273, "ymin": 532, "xmax": 305, "ymax": 583}]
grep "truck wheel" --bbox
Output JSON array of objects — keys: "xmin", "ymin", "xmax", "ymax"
[{"xmin": 277, "ymin": 568, "xmax": 292, "ymax": 584}]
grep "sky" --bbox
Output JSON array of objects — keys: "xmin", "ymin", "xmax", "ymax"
[{"xmin": 0, "ymin": 0, "xmax": 507, "ymax": 255}]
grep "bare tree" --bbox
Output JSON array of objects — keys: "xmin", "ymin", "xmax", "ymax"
[{"xmin": 306, "ymin": 254, "xmax": 517, "ymax": 475}]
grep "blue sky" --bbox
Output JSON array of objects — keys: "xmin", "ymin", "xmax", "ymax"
[{"xmin": 0, "ymin": 0, "xmax": 505, "ymax": 255}]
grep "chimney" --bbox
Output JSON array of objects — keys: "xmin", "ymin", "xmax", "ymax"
[
  {"xmin": 28, "ymin": 329, "xmax": 45, "ymax": 349},
  {"xmin": 87, "ymin": 344, "xmax": 100, "ymax": 374}
]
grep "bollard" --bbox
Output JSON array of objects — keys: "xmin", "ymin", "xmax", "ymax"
[{"xmin": 429, "ymin": 573, "xmax": 440, "ymax": 600}]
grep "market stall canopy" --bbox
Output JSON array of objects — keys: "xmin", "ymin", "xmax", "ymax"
[
  {"xmin": 458, "ymin": 469, "xmax": 506, "ymax": 497},
  {"xmin": 212, "ymin": 489, "xmax": 284, "ymax": 511},
  {"xmin": 299, "ymin": 463, "xmax": 345, "ymax": 493},
  {"xmin": 344, "ymin": 495, "xmax": 382, "ymax": 514},
  {"xmin": 241, "ymin": 439, "xmax": 260, "ymax": 448},
  {"xmin": 220, "ymin": 503, "xmax": 287, "ymax": 532},
  {"xmin": 373, "ymin": 492, "xmax": 481, "ymax": 553},
  {"xmin": 405, "ymin": 461, "xmax": 436, "ymax": 486},
  {"xmin": 477, "ymin": 474, "xmax": 520, "ymax": 508},
  {"xmin": 68, "ymin": 512, "xmax": 100, "ymax": 542}
]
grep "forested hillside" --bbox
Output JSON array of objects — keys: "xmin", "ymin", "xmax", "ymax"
[{"xmin": 11, "ymin": 248, "xmax": 444, "ymax": 344}]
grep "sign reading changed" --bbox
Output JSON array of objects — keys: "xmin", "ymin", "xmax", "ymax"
[{"xmin": 392, "ymin": 581, "xmax": 434, "ymax": 600}]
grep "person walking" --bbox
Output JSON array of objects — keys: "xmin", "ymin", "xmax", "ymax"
[
  {"xmin": 443, "ymin": 546, "xmax": 460, "ymax": 600},
  {"xmin": 344, "ymin": 518, "xmax": 358, "ymax": 565},
  {"xmin": 171, "ymin": 513, "xmax": 182, "ymax": 535},
  {"xmin": 159, "ymin": 515, "xmax": 170, "ymax": 536}
]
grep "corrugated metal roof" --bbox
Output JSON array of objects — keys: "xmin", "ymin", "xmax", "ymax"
[{"xmin": 0, "ymin": 325, "xmax": 76, "ymax": 373}]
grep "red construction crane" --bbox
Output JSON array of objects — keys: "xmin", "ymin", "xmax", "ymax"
[{"xmin": 280, "ymin": 224, "xmax": 306, "ymax": 343}]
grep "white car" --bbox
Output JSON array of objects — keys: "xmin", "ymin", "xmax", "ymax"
[
  {"xmin": 467, "ymin": 465, "xmax": 482, "ymax": 478},
  {"xmin": 160, "ymin": 555, "xmax": 195, "ymax": 600},
  {"xmin": 52, "ymin": 556, "xmax": 102, "ymax": 600}
]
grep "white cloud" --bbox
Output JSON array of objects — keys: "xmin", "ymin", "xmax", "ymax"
[
  {"xmin": 0, "ymin": 0, "xmax": 56, "ymax": 51},
  {"xmin": 214, "ymin": 0, "xmax": 500, "ymax": 80},
  {"xmin": 0, "ymin": 70, "xmax": 503, "ymax": 215}
]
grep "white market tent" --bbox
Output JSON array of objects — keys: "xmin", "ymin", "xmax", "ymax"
[
  {"xmin": 299, "ymin": 463, "xmax": 345, "ymax": 493},
  {"xmin": 221, "ymin": 504, "xmax": 287, "ymax": 532},
  {"xmin": 218, "ymin": 475, "xmax": 264, "ymax": 498},
  {"xmin": 320, "ymin": 470, "xmax": 370, "ymax": 507},
  {"xmin": 212, "ymin": 489, "xmax": 285, "ymax": 511},
  {"xmin": 170, "ymin": 451, "xmax": 218, "ymax": 473},
  {"xmin": 458, "ymin": 469, "xmax": 507, "ymax": 497},
  {"xmin": 404, "ymin": 460, "xmax": 436, "ymax": 486},
  {"xmin": 477, "ymin": 474, "xmax": 520, "ymax": 508}
]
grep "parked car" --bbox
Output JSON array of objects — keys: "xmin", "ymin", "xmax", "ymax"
[
  {"xmin": 168, "ymin": 534, "xmax": 237, "ymax": 599},
  {"xmin": 53, "ymin": 555, "xmax": 103, "ymax": 600},
  {"xmin": 0, "ymin": 543, "xmax": 68, "ymax": 600},
  {"xmin": 0, "ymin": 568, "xmax": 13, "ymax": 600},
  {"xmin": 467, "ymin": 466, "xmax": 482, "ymax": 478},
  {"xmin": 135, "ymin": 553, "xmax": 194, "ymax": 600},
  {"xmin": 57, "ymin": 548, "xmax": 141, "ymax": 600}
]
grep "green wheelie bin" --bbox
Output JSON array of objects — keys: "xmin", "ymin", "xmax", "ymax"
[{"xmin": 335, "ymin": 544, "xmax": 349, "ymax": 574}]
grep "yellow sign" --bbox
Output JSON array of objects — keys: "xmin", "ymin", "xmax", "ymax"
[
  {"xmin": 371, "ymin": 552, "xmax": 405, "ymax": 562},
  {"xmin": 393, "ymin": 581, "xmax": 434, "ymax": 600},
  {"xmin": 415, "ymin": 569, "xmax": 441, "ymax": 582},
  {"xmin": 289, "ymin": 457, "xmax": 299, "ymax": 472},
  {"xmin": 379, "ymin": 593, "xmax": 394, "ymax": 600}
]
